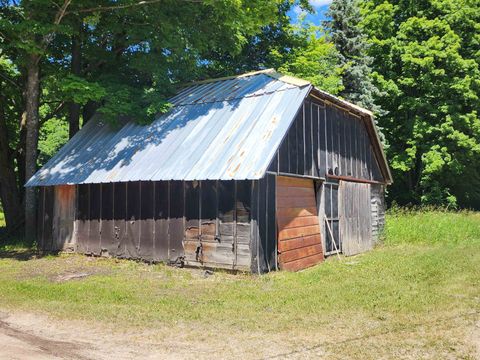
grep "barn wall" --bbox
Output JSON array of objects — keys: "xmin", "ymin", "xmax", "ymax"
[
  {"xmin": 37, "ymin": 186, "xmax": 54, "ymax": 251},
  {"xmin": 371, "ymin": 184, "xmax": 386, "ymax": 242},
  {"xmin": 250, "ymin": 174, "xmax": 276, "ymax": 274},
  {"xmin": 269, "ymin": 98, "xmax": 384, "ymax": 183},
  {"xmin": 37, "ymin": 180, "xmax": 253, "ymax": 270}
]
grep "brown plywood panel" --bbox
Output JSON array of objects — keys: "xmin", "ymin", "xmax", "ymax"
[
  {"xmin": 279, "ymin": 244, "xmax": 323, "ymax": 264},
  {"xmin": 278, "ymin": 225, "xmax": 321, "ymax": 241},
  {"xmin": 52, "ymin": 185, "xmax": 76, "ymax": 251},
  {"xmin": 276, "ymin": 196, "xmax": 316, "ymax": 209},
  {"xmin": 276, "ymin": 176, "xmax": 324, "ymax": 271},
  {"xmin": 275, "ymin": 186, "xmax": 314, "ymax": 198},
  {"xmin": 277, "ymin": 215, "xmax": 319, "ymax": 230},
  {"xmin": 281, "ymin": 253, "xmax": 324, "ymax": 272},
  {"xmin": 276, "ymin": 207, "xmax": 317, "ymax": 218},
  {"xmin": 278, "ymin": 234, "xmax": 321, "ymax": 252},
  {"xmin": 277, "ymin": 176, "xmax": 312, "ymax": 188}
]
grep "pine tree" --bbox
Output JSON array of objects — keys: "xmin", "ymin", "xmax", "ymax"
[{"xmin": 324, "ymin": 0, "xmax": 380, "ymax": 114}]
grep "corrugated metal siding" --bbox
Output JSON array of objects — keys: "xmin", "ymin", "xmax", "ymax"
[{"xmin": 27, "ymin": 74, "xmax": 310, "ymax": 186}]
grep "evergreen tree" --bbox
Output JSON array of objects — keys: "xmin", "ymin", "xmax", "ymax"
[{"xmin": 325, "ymin": 0, "xmax": 381, "ymax": 113}]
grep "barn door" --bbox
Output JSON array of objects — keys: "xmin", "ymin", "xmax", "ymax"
[
  {"xmin": 339, "ymin": 181, "xmax": 372, "ymax": 256},
  {"xmin": 277, "ymin": 176, "xmax": 323, "ymax": 271}
]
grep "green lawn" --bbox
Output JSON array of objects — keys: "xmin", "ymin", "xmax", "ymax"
[{"xmin": 0, "ymin": 210, "xmax": 479, "ymax": 358}]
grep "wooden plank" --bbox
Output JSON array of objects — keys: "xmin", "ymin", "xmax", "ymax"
[
  {"xmin": 276, "ymin": 207, "xmax": 317, "ymax": 218},
  {"xmin": 52, "ymin": 185, "xmax": 76, "ymax": 251},
  {"xmin": 278, "ymin": 224, "xmax": 320, "ymax": 241},
  {"xmin": 278, "ymin": 234, "xmax": 321, "ymax": 252},
  {"xmin": 281, "ymin": 252, "xmax": 324, "ymax": 271},
  {"xmin": 276, "ymin": 175, "xmax": 324, "ymax": 271},
  {"xmin": 280, "ymin": 244, "xmax": 322, "ymax": 263},
  {"xmin": 276, "ymin": 196, "xmax": 316, "ymax": 209},
  {"xmin": 275, "ymin": 186, "xmax": 314, "ymax": 198},
  {"xmin": 277, "ymin": 215, "xmax": 319, "ymax": 230},
  {"xmin": 277, "ymin": 176, "xmax": 311, "ymax": 188}
]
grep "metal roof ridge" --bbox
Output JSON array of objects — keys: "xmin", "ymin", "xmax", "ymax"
[
  {"xmin": 172, "ymin": 83, "xmax": 299, "ymax": 106},
  {"xmin": 178, "ymin": 68, "xmax": 311, "ymax": 88}
]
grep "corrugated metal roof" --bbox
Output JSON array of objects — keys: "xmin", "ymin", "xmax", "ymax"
[{"xmin": 27, "ymin": 72, "xmax": 311, "ymax": 186}]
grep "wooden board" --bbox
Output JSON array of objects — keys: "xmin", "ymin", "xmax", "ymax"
[
  {"xmin": 339, "ymin": 181, "xmax": 372, "ymax": 256},
  {"xmin": 276, "ymin": 176, "xmax": 323, "ymax": 271},
  {"xmin": 52, "ymin": 185, "xmax": 76, "ymax": 251}
]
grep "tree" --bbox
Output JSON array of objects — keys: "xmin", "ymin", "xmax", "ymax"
[
  {"xmin": 202, "ymin": 1, "xmax": 343, "ymax": 94},
  {"xmin": 0, "ymin": 0, "xmax": 284, "ymax": 236},
  {"xmin": 361, "ymin": 0, "xmax": 480, "ymax": 208},
  {"xmin": 325, "ymin": 0, "xmax": 380, "ymax": 112}
]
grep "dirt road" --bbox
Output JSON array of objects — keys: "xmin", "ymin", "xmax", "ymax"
[{"xmin": 0, "ymin": 310, "xmax": 306, "ymax": 360}]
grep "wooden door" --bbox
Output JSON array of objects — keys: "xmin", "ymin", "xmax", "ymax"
[
  {"xmin": 277, "ymin": 176, "xmax": 324, "ymax": 271},
  {"xmin": 339, "ymin": 181, "xmax": 372, "ymax": 256}
]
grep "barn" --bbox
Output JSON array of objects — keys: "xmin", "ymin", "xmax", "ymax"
[{"xmin": 26, "ymin": 69, "xmax": 392, "ymax": 273}]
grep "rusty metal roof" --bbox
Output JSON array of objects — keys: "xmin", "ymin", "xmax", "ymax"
[{"xmin": 27, "ymin": 71, "xmax": 311, "ymax": 186}]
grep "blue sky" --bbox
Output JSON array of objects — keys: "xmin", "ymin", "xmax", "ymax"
[{"xmin": 288, "ymin": 0, "xmax": 332, "ymax": 25}]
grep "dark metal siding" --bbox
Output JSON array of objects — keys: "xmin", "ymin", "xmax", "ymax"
[
  {"xmin": 250, "ymin": 174, "xmax": 277, "ymax": 273},
  {"xmin": 68, "ymin": 180, "xmax": 251, "ymax": 270},
  {"xmin": 269, "ymin": 98, "xmax": 387, "ymax": 183}
]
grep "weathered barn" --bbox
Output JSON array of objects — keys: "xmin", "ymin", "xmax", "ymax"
[{"xmin": 27, "ymin": 69, "xmax": 392, "ymax": 273}]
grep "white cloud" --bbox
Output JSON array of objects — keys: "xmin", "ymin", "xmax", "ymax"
[
  {"xmin": 309, "ymin": 0, "xmax": 333, "ymax": 7},
  {"xmin": 293, "ymin": 5, "xmax": 307, "ymax": 16}
]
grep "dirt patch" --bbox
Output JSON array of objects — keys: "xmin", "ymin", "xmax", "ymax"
[
  {"xmin": 0, "ymin": 318, "xmax": 89, "ymax": 359},
  {"xmin": 0, "ymin": 309, "xmax": 478, "ymax": 359},
  {"xmin": 0, "ymin": 310, "xmax": 303, "ymax": 360},
  {"xmin": 54, "ymin": 272, "xmax": 90, "ymax": 282},
  {"xmin": 469, "ymin": 320, "xmax": 480, "ymax": 358}
]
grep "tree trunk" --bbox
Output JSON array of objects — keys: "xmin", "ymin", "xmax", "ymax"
[
  {"xmin": 82, "ymin": 100, "xmax": 97, "ymax": 123},
  {"xmin": 0, "ymin": 100, "xmax": 23, "ymax": 229},
  {"xmin": 68, "ymin": 29, "xmax": 82, "ymax": 138},
  {"xmin": 24, "ymin": 54, "xmax": 41, "ymax": 241}
]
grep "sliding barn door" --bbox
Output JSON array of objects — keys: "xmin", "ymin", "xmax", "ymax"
[
  {"xmin": 339, "ymin": 181, "xmax": 372, "ymax": 256},
  {"xmin": 277, "ymin": 176, "xmax": 323, "ymax": 271}
]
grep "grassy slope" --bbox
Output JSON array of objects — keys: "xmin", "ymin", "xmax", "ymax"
[{"xmin": 0, "ymin": 210, "xmax": 479, "ymax": 358}]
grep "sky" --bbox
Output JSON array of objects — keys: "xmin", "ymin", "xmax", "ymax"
[{"xmin": 289, "ymin": 0, "xmax": 332, "ymax": 25}]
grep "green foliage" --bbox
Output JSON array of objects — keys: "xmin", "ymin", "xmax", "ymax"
[
  {"xmin": 385, "ymin": 207, "xmax": 480, "ymax": 245},
  {"xmin": 276, "ymin": 25, "xmax": 344, "ymax": 94},
  {"xmin": 325, "ymin": 0, "xmax": 381, "ymax": 113},
  {"xmin": 57, "ymin": 75, "xmax": 106, "ymax": 106},
  {"xmin": 201, "ymin": 1, "xmax": 343, "ymax": 95},
  {"xmin": 37, "ymin": 117, "xmax": 69, "ymax": 167},
  {"xmin": 361, "ymin": 0, "xmax": 480, "ymax": 208}
]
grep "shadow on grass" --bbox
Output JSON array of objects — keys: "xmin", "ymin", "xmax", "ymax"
[{"xmin": 0, "ymin": 226, "xmax": 54, "ymax": 261}]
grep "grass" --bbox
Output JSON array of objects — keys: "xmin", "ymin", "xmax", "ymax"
[{"xmin": 0, "ymin": 209, "xmax": 479, "ymax": 358}]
